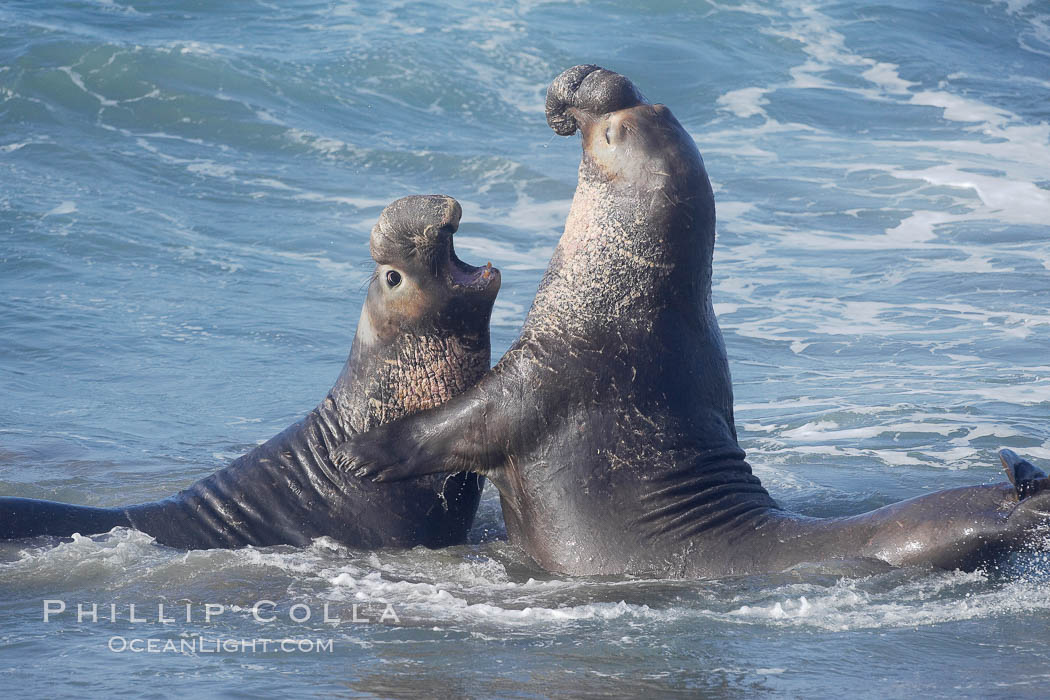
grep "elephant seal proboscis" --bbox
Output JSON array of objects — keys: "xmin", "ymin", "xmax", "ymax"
[
  {"xmin": 1, "ymin": 195, "xmax": 501, "ymax": 550},
  {"xmin": 335, "ymin": 66, "xmax": 1050, "ymax": 578}
]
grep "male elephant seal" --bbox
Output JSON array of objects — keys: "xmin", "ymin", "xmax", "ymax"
[
  {"xmin": 0, "ymin": 195, "xmax": 501, "ymax": 549},
  {"xmin": 335, "ymin": 66, "xmax": 1050, "ymax": 578}
]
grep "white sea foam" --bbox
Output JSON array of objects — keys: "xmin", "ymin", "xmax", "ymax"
[
  {"xmin": 780, "ymin": 420, "xmax": 959, "ymax": 442},
  {"xmin": 490, "ymin": 299, "xmax": 527, "ymax": 328},
  {"xmin": 453, "ymin": 235, "xmax": 553, "ymax": 271},
  {"xmin": 910, "ymin": 90, "xmax": 1012, "ymax": 125},
  {"xmin": 166, "ymin": 41, "xmax": 238, "ymax": 57},
  {"xmin": 861, "ymin": 62, "xmax": 915, "ymax": 95},
  {"xmin": 285, "ymin": 128, "xmax": 364, "ymax": 159},
  {"xmin": 291, "ymin": 192, "xmax": 391, "ymax": 210},
  {"xmin": 900, "ymin": 165, "xmax": 1050, "ymax": 226},
  {"xmin": 10, "ymin": 528, "xmax": 1045, "ymax": 638},
  {"xmin": 44, "ymin": 201, "xmax": 77, "ymax": 217},
  {"xmin": 245, "ymin": 177, "xmax": 296, "ymax": 191},
  {"xmin": 186, "ymin": 161, "xmax": 236, "ymax": 178},
  {"xmin": 716, "ymin": 88, "xmax": 769, "ymax": 119},
  {"xmin": 713, "ymin": 302, "xmax": 739, "ymax": 317},
  {"xmin": 263, "ymin": 248, "xmax": 364, "ymax": 280},
  {"xmin": 328, "ymin": 572, "xmax": 657, "ymax": 626},
  {"xmin": 90, "ymin": 0, "xmax": 142, "ymax": 14},
  {"xmin": 0, "ymin": 529, "xmax": 164, "ymax": 586},
  {"xmin": 725, "ymin": 569, "xmax": 1050, "ymax": 631},
  {"xmin": 464, "ymin": 195, "xmax": 572, "ymax": 241},
  {"xmin": 459, "ymin": 52, "xmax": 547, "ymax": 116},
  {"xmin": 714, "ymin": 201, "xmax": 756, "ymax": 222},
  {"xmin": 58, "ymin": 66, "xmax": 119, "ymax": 108},
  {"xmin": 935, "ymin": 381, "xmax": 1050, "ymax": 406}
]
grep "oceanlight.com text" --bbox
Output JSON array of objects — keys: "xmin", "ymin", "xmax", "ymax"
[{"xmin": 108, "ymin": 636, "xmax": 335, "ymax": 654}]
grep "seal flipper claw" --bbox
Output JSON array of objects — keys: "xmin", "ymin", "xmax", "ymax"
[
  {"xmin": 330, "ymin": 442, "xmax": 355, "ymax": 472},
  {"xmin": 999, "ymin": 448, "xmax": 1048, "ymax": 501},
  {"xmin": 330, "ymin": 421, "xmax": 440, "ymax": 483}
]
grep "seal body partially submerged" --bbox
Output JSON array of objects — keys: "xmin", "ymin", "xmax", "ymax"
[
  {"xmin": 337, "ymin": 67, "xmax": 1050, "ymax": 577},
  {"xmin": 1, "ymin": 195, "xmax": 500, "ymax": 549}
]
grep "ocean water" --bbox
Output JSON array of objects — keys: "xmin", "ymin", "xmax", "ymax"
[{"xmin": 2, "ymin": 0, "xmax": 1049, "ymax": 696}]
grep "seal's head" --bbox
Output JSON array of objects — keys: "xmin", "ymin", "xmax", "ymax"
[
  {"xmin": 363, "ymin": 194, "xmax": 500, "ymax": 344},
  {"xmin": 541, "ymin": 66, "xmax": 715, "ymax": 314},
  {"xmin": 340, "ymin": 194, "xmax": 500, "ymax": 429},
  {"xmin": 545, "ymin": 65, "xmax": 705, "ymax": 195}
]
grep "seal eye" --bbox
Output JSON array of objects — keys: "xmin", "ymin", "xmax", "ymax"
[{"xmin": 385, "ymin": 270, "xmax": 402, "ymax": 288}]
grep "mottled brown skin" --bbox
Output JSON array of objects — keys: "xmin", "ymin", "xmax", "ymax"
[
  {"xmin": 0, "ymin": 195, "xmax": 501, "ymax": 550},
  {"xmin": 335, "ymin": 66, "xmax": 1050, "ymax": 578}
]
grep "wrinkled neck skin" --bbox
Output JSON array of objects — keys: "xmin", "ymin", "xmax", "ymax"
[
  {"xmin": 516, "ymin": 107, "xmax": 739, "ymax": 461},
  {"xmin": 526, "ymin": 129, "xmax": 712, "ymax": 341},
  {"xmin": 333, "ymin": 309, "xmax": 491, "ymax": 433}
]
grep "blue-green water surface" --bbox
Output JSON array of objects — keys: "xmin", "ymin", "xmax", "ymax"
[{"xmin": 2, "ymin": 0, "xmax": 1050, "ymax": 697}]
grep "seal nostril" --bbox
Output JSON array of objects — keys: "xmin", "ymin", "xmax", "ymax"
[
  {"xmin": 604, "ymin": 127, "xmax": 611, "ymax": 145},
  {"xmin": 386, "ymin": 270, "xmax": 402, "ymax": 287}
]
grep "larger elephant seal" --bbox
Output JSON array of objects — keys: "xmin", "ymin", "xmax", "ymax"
[
  {"xmin": 0, "ymin": 195, "xmax": 501, "ymax": 549},
  {"xmin": 336, "ymin": 66, "xmax": 1050, "ymax": 577}
]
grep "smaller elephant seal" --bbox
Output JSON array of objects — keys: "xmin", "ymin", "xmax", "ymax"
[{"xmin": 0, "ymin": 195, "xmax": 501, "ymax": 549}]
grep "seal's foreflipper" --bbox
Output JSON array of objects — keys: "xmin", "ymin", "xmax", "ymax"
[{"xmin": 999, "ymin": 449, "xmax": 1048, "ymax": 501}]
